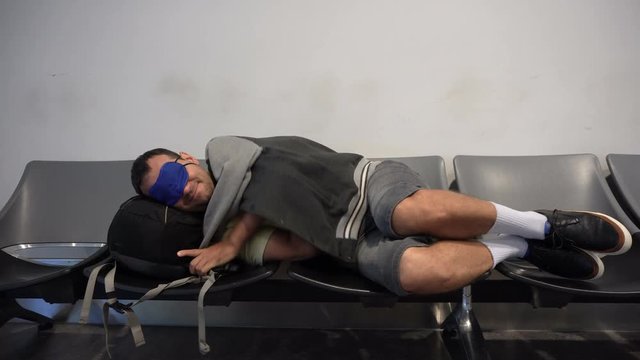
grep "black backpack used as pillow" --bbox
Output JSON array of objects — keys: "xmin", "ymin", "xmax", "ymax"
[
  {"xmin": 107, "ymin": 195, "xmax": 205, "ymax": 279},
  {"xmin": 82, "ymin": 195, "xmax": 225, "ymax": 355}
]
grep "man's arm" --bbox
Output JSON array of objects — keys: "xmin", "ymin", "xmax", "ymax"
[{"xmin": 177, "ymin": 212, "xmax": 263, "ymax": 276}]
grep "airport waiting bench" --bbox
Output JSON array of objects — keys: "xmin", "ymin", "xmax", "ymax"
[
  {"xmin": 607, "ymin": 154, "xmax": 640, "ymax": 229},
  {"xmin": 453, "ymin": 154, "xmax": 640, "ymax": 301},
  {"xmin": 0, "ymin": 161, "xmax": 133, "ymax": 329},
  {"xmin": 1, "ymin": 155, "xmax": 639, "ymax": 360}
]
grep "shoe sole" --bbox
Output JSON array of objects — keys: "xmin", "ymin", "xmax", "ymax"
[
  {"xmin": 575, "ymin": 211, "xmax": 632, "ymax": 256},
  {"xmin": 578, "ymin": 247, "xmax": 605, "ymax": 280}
]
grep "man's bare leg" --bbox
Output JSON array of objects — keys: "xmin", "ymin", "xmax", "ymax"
[
  {"xmin": 392, "ymin": 189, "xmax": 497, "ymax": 239},
  {"xmin": 391, "ymin": 189, "xmax": 539, "ymax": 294},
  {"xmin": 392, "ymin": 189, "xmax": 550, "ymax": 241},
  {"xmin": 398, "ymin": 240, "xmax": 493, "ymax": 295}
]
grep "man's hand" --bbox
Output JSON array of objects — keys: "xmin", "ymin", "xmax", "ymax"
[
  {"xmin": 177, "ymin": 212, "xmax": 263, "ymax": 276},
  {"xmin": 177, "ymin": 241, "xmax": 239, "ymax": 276}
]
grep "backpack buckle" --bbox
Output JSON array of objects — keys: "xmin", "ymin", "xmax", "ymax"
[{"xmin": 109, "ymin": 301, "xmax": 133, "ymax": 314}]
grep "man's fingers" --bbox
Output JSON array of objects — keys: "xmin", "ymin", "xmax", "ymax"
[
  {"xmin": 177, "ymin": 248, "xmax": 202, "ymax": 258},
  {"xmin": 189, "ymin": 255, "xmax": 211, "ymax": 276},
  {"xmin": 189, "ymin": 258, "xmax": 202, "ymax": 275},
  {"xmin": 181, "ymin": 246, "xmax": 226, "ymax": 276}
]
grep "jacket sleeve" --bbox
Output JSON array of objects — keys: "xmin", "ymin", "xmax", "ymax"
[{"xmin": 200, "ymin": 136, "xmax": 262, "ymax": 248}]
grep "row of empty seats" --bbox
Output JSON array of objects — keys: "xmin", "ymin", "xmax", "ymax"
[{"xmin": 1, "ymin": 153, "xmax": 639, "ymax": 360}]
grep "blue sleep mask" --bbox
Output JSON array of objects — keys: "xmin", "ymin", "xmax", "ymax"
[{"xmin": 149, "ymin": 161, "xmax": 188, "ymax": 206}]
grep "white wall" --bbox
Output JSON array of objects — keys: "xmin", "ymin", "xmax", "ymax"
[{"xmin": 1, "ymin": 0, "xmax": 639, "ymax": 208}]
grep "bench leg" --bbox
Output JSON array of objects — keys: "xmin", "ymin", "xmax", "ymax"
[
  {"xmin": 441, "ymin": 286, "xmax": 490, "ymax": 360},
  {"xmin": 0, "ymin": 298, "xmax": 54, "ymax": 330}
]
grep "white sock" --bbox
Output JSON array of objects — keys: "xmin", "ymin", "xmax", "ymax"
[
  {"xmin": 489, "ymin": 202, "xmax": 547, "ymax": 240},
  {"xmin": 479, "ymin": 234, "xmax": 529, "ymax": 269}
]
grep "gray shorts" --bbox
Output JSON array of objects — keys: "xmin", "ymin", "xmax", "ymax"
[{"xmin": 356, "ymin": 160, "xmax": 431, "ymax": 296}]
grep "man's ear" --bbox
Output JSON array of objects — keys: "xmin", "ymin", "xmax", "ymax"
[{"xmin": 179, "ymin": 151, "xmax": 200, "ymax": 165}]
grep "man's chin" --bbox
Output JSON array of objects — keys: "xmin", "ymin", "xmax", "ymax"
[{"xmin": 175, "ymin": 203, "xmax": 206, "ymax": 213}]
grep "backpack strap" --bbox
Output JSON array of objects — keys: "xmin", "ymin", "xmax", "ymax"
[
  {"xmin": 79, "ymin": 261, "xmax": 221, "ymax": 356},
  {"xmin": 79, "ymin": 261, "xmax": 114, "ymax": 324},
  {"xmin": 197, "ymin": 270, "xmax": 220, "ymax": 354},
  {"xmin": 131, "ymin": 274, "xmax": 202, "ymax": 306},
  {"xmin": 102, "ymin": 263, "xmax": 145, "ymax": 358}
]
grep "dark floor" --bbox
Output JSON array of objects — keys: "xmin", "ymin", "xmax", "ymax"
[{"xmin": 2, "ymin": 323, "xmax": 640, "ymax": 360}]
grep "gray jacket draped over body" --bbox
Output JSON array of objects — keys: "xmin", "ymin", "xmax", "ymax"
[{"xmin": 201, "ymin": 136, "xmax": 379, "ymax": 263}]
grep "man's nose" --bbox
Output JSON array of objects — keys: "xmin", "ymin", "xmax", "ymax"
[{"xmin": 183, "ymin": 180, "xmax": 192, "ymax": 196}]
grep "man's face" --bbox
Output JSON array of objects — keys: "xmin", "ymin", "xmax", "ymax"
[{"xmin": 140, "ymin": 153, "xmax": 215, "ymax": 212}]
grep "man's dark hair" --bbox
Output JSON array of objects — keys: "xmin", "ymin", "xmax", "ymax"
[{"xmin": 131, "ymin": 148, "xmax": 180, "ymax": 194}]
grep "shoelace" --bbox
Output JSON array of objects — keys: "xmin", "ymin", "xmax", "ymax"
[{"xmin": 547, "ymin": 209, "xmax": 580, "ymax": 249}]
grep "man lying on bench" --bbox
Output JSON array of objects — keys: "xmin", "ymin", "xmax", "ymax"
[{"xmin": 130, "ymin": 136, "xmax": 632, "ymax": 296}]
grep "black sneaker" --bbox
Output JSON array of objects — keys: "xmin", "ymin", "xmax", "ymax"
[
  {"xmin": 536, "ymin": 210, "xmax": 631, "ymax": 256},
  {"xmin": 524, "ymin": 240, "xmax": 604, "ymax": 280}
]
